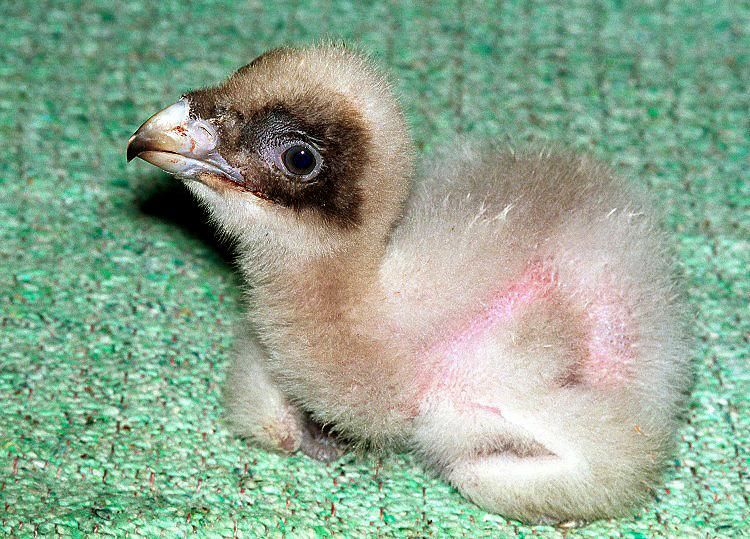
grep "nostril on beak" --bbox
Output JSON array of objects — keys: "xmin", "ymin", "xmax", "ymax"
[{"xmin": 125, "ymin": 99, "xmax": 242, "ymax": 185}]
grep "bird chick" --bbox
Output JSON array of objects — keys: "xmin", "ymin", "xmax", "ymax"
[{"xmin": 127, "ymin": 45, "xmax": 690, "ymax": 523}]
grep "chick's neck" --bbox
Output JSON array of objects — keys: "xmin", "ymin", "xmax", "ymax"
[{"xmin": 243, "ymin": 228, "xmax": 420, "ymax": 439}]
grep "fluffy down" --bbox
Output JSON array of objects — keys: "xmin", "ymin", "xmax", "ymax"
[{"xmin": 129, "ymin": 45, "xmax": 691, "ymax": 523}]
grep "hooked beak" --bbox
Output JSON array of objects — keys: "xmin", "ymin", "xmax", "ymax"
[{"xmin": 126, "ymin": 99, "xmax": 243, "ymax": 185}]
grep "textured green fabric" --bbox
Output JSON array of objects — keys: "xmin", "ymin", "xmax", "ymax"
[{"xmin": 1, "ymin": 0, "xmax": 748, "ymax": 536}]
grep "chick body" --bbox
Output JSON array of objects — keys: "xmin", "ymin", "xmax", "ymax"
[
  {"xmin": 388, "ymin": 147, "xmax": 688, "ymax": 521},
  {"xmin": 129, "ymin": 45, "xmax": 690, "ymax": 523},
  {"xmin": 233, "ymin": 144, "xmax": 687, "ymax": 522}
]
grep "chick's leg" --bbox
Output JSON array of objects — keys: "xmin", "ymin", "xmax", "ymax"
[
  {"xmin": 224, "ymin": 331, "xmax": 342, "ymax": 462},
  {"xmin": 415, "ymin": 391, "xmax": 667, "ymax": 523}
]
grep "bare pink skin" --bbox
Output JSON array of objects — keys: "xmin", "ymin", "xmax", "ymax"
[
  {"xmin": 425, "ymin": 262, "xmax": 557, "ymax": 366},
  {"xmin": 582, "ymin": 285, "xmax": 636, "ymax": 386},
  {"xmin": 414, "ymin": 260, "xmax": 635, "ymax": 415}
]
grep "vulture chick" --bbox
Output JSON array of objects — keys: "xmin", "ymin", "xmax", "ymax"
[{"xmin": 127, "ymin": 45, "xmax": 690, "ymax": 523}]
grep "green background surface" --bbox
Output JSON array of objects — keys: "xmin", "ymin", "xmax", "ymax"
[{"xmin": 1, "ymin": 0, "xmax": 748, "ymax": 536}]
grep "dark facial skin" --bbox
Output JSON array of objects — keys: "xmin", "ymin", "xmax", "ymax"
[{"xmin": 183, "ymin": 82, "xmax": 372, "ymax": 229}]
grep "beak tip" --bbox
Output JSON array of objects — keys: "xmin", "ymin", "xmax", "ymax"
[{"xmin": 126, "ymin": 134, "xmax": 143, "ymax": 163}]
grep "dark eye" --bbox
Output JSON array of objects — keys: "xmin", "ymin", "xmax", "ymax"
[{"xmin": 281, "ymin": 144, "xmax": 318, "ymax": 176}]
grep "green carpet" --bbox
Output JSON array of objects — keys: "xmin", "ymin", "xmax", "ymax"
[{"xmin": 1, "ymin": 0, "xmax": 748, "ymax": 536}]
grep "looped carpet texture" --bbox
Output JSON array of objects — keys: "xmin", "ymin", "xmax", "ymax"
[{"xmin": 1, "ymin": 0, "xmax": 748, "ymax": 536}]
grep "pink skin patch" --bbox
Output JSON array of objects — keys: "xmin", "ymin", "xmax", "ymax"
[
  {"xmin": 412, "ymin": 262, "xmax": 556, "ymax": 415},
  {"xmin": 412, "ymin": 260, "xmax": 636, "ymax": 416},
  {"xmin": 580, "ymin": 286, "xmax": 636, "ymax": 386},
  {"xmin": 427, "ymin": 262, "xmax": 557, "ymax": 379}
]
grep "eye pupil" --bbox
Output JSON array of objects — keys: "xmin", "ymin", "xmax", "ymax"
[{"xmin": 282, "ymin": 145, "xmax": 317, "ymax": 176}]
